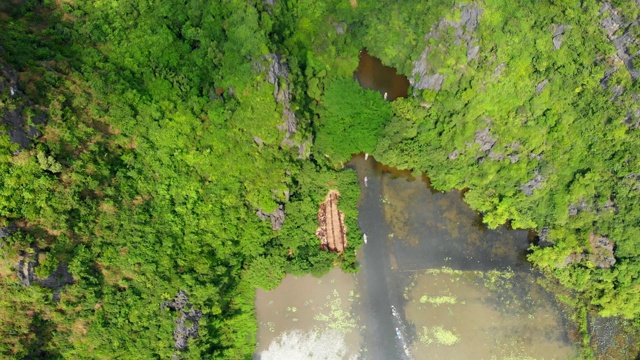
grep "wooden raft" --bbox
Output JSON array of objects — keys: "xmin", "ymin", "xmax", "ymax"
[{"xmin": 315, "ymin": 190, "xmax": 347, "ymax": 253}]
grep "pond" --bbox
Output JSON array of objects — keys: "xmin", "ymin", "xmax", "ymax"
[
  {"xmin": 354, "ymin": 49, "xmax": 410, "ymax": 101},
  {"xmin": 253, "ymin": 52, "xmax": 576, "ymax": 359}
]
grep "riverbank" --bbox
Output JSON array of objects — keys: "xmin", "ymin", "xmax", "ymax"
[{"xmin": 254, "ymin": 156, "xmax": 577, "ymax": 359}]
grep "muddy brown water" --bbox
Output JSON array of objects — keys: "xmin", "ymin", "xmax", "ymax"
[
  {"xmin": 253, "ymin": 53, "xmax": 576, "ymax": 359},
  {"xmin": 254, "ymin": 156, "xmax": 576, "ymax": 359},
  {"xmin": 354, "ymin": 49, "xmax": 410, "ymax": 101}
]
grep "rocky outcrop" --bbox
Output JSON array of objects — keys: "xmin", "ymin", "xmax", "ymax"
[
  {"xmin": 333, "ymin": 21, "xmax": 347, "ymax": 35},
  {"xmin": 535, "ymin": 79, "xmax": 549, "ymax": 95},
  {"xmin": 256, "ymin": 204, "xmax": 286, "ymax": 231},
  {"xmin": 255, "ymin": 54, "xmax": 310, "ymax": 158},
  {"xmin": 162, "ymin": 290, "xmax": 203, "ymax": 354},
  {"xmin": 568, "ymin": 199, "xmax": 589, "ymax": 216},
  {"xmin": 17, "ymin": 249, "xmax": 38, "ymax": 287},
  {"xmin": 520, "ymin": 172, "xmax": 544, "ymax": 196},
  {"xmin": 600, "ymin": 2, "xmax": 640, "ymax": 80},
  {"xmin": 474, "ymin": 128, "xmax": 496, "ymax": 152},
  {"xmin": 449, "ymin": 137, "xmax": 524, "ymax": 164},
  {"xmin": 15, "ymin": 244, "xmax": 74, "ymax": 301},
  {"xmin": 562, "ymin": 251, "xmax": 586, "ymax": 268},
  {"xmin": 1, "ymin": 55, "xmax": 46, "ymax": 150},
  {"xmin": 602, "ymin": 198, "xmax": 619, "ymax": 214},
  {"xmin": 568, "ymin": 198, "xmax": 618, "ymax": 217},
  {"xmin": 623, "ymin": 173, "xmax": 640, "ymax": 190},
  {"xmin": 551, "ymin": 24, "xmax": 570, "ymax": 50},
  {"xmin": 0, "ymin": 223, "xmax": 17, "ymax": 239},
  {"xmin": 558, "ymin": 233, "xmax": 616, "ymax": 269},
  {"xmin": 269, "ymin": 205, "xmax": 286, "ymax": 231},
  {"xmin": 588, "ymin": 233, "xmax": 616, "ymax": 269},
  {"xmin": 40, "ymin": 263, "xmax": 74, "ymax": 302},
  {"xmin": 535, "ymin": 227, "xmax": 554, "ymax": 248},
  {"xmin": 411, "ymin": 3, "xmax": 482, "ymax": 91},
  {"xmin": 257, "ymin": 54, "xmax": 298, "ymax": 138}
]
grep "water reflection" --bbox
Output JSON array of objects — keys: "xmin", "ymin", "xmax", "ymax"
[
  {"xmin": 254, "ymin": 155, "xmax": 577, "ymax": 359},
  {"xmin": 354, "ymin": 50, "xmax": 410, "ymax": 101}
]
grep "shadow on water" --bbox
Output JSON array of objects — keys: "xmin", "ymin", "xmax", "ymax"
[
  {"xmin": 253, "ymin": 51, "xmax": 576, "ymax": 360},
  {"xmin": 349, "ymin": 156, "xmax": 415, "ymax": 360},
  {"xmin": 254, "ymin": 154, "xmax": 577, "ymax": 360},
  {"xmin": 350, "ymin": 154, "xmax": 532, "ymax": 273},
  {"xmin": 354, "ymin": 49, "xmax": 410, "ymax": 101},
  {"xmin": 350, "ymin": 154, "xmax": 576, "ymax": 360}
]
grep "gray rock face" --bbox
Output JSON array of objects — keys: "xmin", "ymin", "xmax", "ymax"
[
  {"xmin": 15, "ymin": 244, "xmax": 75, "ymax": 301},
  {"xmin": 568, "ymin": 199, "xmax": 588, "ymax": 216},
  {"xmin": 270, "ymin": 204, "xmax": 286, "ymax": 231},
  {"xmin": 467, "ymin": 43, "xmax": 480, "ymax": 62},
  {"xmin": 256, "ymin": 204, "xmax": 286, "ymax": 230},
  {"xmin": 600, "ymin": 3, "xmax": 640, "ymax": 80},
  {"xmin": 624, "ymin": 173, "xmax": 640, "ymax": 190},
  {"xmin": 474, "ymin": 128, "xmax": 496, "ymax": 152},
  {"xmin": 257, "ymin": 54, "xmax": 299, "ymax": 141},
  {"xmin": 411, "ymin": 3, "xmax": 482, "ymax": 91},
  {"xmin": 521, "ymin": 172, "xmax": 544, "ymax": 196},
  {"xmin": 551, "ymin": 24, "xmax": 570, "ymax": 50},
  {"xmin": 256, "ymin": 208, "xmax": 270, "ymax": 221},
  {"xmin": 0, "ymin": 223, "xmax": 17, "ymax": 238},
  {"xmin": 488, "ymin": 150, "xmax": 504, "ymax": 161},
  {"xmin": 588, "ymin": 233, "xmax": 616, "ymax": 268},
  {"xmin": 296, "ymin": 137, "xmax": 312, "ymax": 160},
  {"xmin": 599, "ymin": 67, "xmax": 616, "ymax": 89},
  {"xmin": 536, "ymin": 227, "xmax": 554, "ymax": 247},
  {"xmin": 568, "ymin": 204, "xmax": 578, "ymax": 216},
  {"xmin": 39, "ymin": 263, "xmax": 74, "ymax": 302},
  {"xmin": 535, "ymin": 79, "xmax": 549, "ymax": 95},
  {"xmin": 17, "ymin": 251, "xmax": 38, "ymax": 287},
  {"xmin": 624, "ymin": 109, "xmax": 640, "ymax": 129},
  {"xmin": 494, "ymin": 62, "xmax": 506, "ymax": 77},
  {"xmin": 602, "ymin": 198, "xmax": 619, "ymax": 214},
  {"xmin": 562, "ymin": 252, "xmax": 585, "ymax": 267},
  {"xmin": 1, "ymin": 63, "xmax": 46, "ymax": 150},
  {"xmin": 460, "ymin": 5, "xmax": 480, "ymax": 33},
  {"xmin": 162, "ymin": 290, "xmax": 203, "ymax": 352},
  {"xmin": 334, "ymin": 21, "xmax": 347, "ymax": 35}
]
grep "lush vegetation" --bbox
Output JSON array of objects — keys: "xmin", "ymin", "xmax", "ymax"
[
  {"xmin": 0, "ymin": 1, "xmax": 361, "ymax": 358},
  {"xmin": 2, "ymin": 0, "xmax": 640, "ymax": 358}
]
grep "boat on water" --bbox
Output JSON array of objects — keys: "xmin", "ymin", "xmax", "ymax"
[
  {"xmin": 364, "ymin": 176, "xmax": 368, "ymax": 187},
  {"xmin": 363, "ymin": 234, "xmax": 367, "ymax": 244}
]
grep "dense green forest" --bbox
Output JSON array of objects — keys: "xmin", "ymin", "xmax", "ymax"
[
  {"xmin": 2, "ymin": 0, "xmax": 640, "ymax": 358},
  {"xmin": 0, "ymin": 0, "xmax": 361, "ymax": 358}
]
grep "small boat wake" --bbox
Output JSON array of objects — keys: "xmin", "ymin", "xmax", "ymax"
[{"xmin": 391, "ymin": 305, "xmax": 414, "ymax": 360}]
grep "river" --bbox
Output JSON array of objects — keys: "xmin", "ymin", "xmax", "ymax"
[
  {"xmin": 253, "ymin": 51, "xmax": 577, "ymax": 359},
  {"xmin": 254, "ymin": 156, "xmax": 576, "ymax": 359}
]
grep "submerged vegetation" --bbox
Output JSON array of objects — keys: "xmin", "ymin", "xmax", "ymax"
[{"xmin": 1, "ymin": 0, "xmax": 640, "ymax": 358}]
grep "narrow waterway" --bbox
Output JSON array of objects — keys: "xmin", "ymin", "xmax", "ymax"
[
  {"xmin": 254, "ymin": 155, "xmax": 576, "ymax": 359},
  {"xmin": 254, "ymin": 51, "xmax": 576, "ymax": 359},
  {"xmin": 353, "ymin": 157, "xmax": 410, "ymax": 360},
  {"xmin": 350, "ymin": 155, "xmax": 575, "ymax": 359}
]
